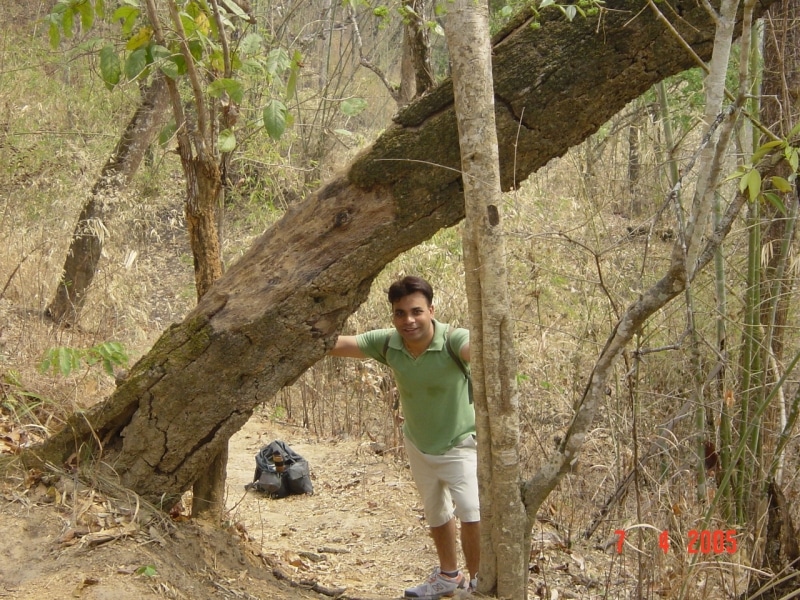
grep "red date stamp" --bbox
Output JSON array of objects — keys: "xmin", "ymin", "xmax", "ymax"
[{"xmin": 614, "ymin": 529, "xmax": 737, "ymax": 555}]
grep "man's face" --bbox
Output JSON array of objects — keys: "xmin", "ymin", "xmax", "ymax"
[{"xmin": 391, "ymin": 292, "xmax": 435, "ymax": 346}]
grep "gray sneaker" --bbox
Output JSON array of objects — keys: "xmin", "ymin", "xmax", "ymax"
[{"xmin": 404, "ymin": 568, "xmax": 466, "ymax": 599}]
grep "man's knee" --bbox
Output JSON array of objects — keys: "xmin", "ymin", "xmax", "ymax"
[{"xmin": 454, "ymin": 501, "xmax": 480, "ymax": 523}]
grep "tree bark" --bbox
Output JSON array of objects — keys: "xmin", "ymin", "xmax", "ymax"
[
  {"xmin": 46, "ymin": 75, "xmax": 170, "ymax": 325},
  {"xmin": 404, "ymin": 0, "xmax": 435, "ymax": 96},
  {"xmin": 445, "ymin": 0, "xmax": 525, "ymax": 597},
  {"xmin": 26, "ymin": 0, "xmax": 778, "ymax": 505},
  {"xmin": 144, "ymin": 0, "xmax": 227, "ymax": 519}
]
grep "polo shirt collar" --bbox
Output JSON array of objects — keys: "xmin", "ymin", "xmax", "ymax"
[{"xmin": 387, "ymin": 320, "xmax": 445, "ymax": 353}]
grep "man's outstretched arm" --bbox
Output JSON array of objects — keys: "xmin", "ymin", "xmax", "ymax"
[{"xmin": 329, "ymin": 335, "xmax": 367, "ymax": 358}]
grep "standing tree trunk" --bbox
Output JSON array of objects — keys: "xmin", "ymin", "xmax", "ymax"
[
  {"xmin": 404, "ymin": 0, "xmax": 435, "ymax": 97},
  {"xmin": 24, "ymin": 0, "xmax": 775, "ymax": 508},
  {"xmin": 46, "ymin": 75, "xmax": 170, "ymax": 325},
  {"xmin": 445, "ymin": 0, "xmax": 525, "ymax": 597},
  {"xmin": 143, "ymin": 0, "xmax": 226, "ymax": 518}
]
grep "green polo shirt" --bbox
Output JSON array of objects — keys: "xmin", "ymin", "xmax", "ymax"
[{"xmin": 356, "ymin": 320, "xmax": 474, "ymax": 455}]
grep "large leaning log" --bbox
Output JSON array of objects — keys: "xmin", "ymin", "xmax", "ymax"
[{"xmin": 27, "ymin": 0, "xmax": 776, "ymax": 504}]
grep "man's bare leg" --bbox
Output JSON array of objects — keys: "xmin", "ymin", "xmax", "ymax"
[
  {"xmin": 461, "ymin": 520, "xmax": 480, "ymax": 581},
  {"xmin": 429, "ymin": 518, "xmax": 459, "ymax": 573}
]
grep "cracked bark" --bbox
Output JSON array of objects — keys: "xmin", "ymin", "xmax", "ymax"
[{"xmin": 25, "ymin": 0, "xmax": 778, "ymax": 505}]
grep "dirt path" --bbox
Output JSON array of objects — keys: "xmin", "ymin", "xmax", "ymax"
[
  {"xmin": 1, "ymin": 412, "xmax": 612, "ymax": 599},
  {"xmin": 224, "ymin": 414, "xmax": 438, "ymax": 598}
]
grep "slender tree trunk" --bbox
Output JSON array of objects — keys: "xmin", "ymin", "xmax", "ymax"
[
  {"xmin": 404, "ymin": 0, "xmax": 435, "ymax": 96},
  {"xmin": 184, "ymin": 158, "xmax": 224, "ymax": 299},
  {"xmin": 628, "ymin": 121, "xmax": 641, "ymax": 215},
  {"xmin": 445, "ymin": 1, "xmax": 525, "ymax": 597},
  {"xmin": 144, "ymin": 0, "xmax": 226, "ymax": 519},
  {"xmin": 46, "ymin": 75, "xmax": 170, "ymax": 324},
  {"xmin": 398, "ymin": 28, "xmax": 417, "ymax": 106}
]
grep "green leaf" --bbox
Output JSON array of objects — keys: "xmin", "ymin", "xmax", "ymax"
[
  {"xmin": 49, "ymin": 22, "xmax": 61, "ymax": 49},
  {"xmin": 239, "ymin": 57, "xmax": 263, "ymax": 76},
  {"xmin": 112, "ymin": 5, "xmax": 140, "ymax": 35},
  {"xmin": 539, "ymin": 0, "xmax": 555, "ymax": 8},
  {"xmin": 170, "ymin": 51, "xmax": 188, "ymax": 76},
  {"xmin": 786, "ymin": 147, "xmax": 799, "ymax": 172},
  {"xmin": 220, "ymin": 0, "xmax": 248, "ymax": 19},
  {"xmin": 62, "ymin": 7, "xmax": 74, "ymax": 38},
  {"xmin": 750, "ymin": 139, "xmax": 784, "ymax": 165},
  {"xmin": 723, "ymin": 165, "xmax": 747, "ymax": 183},
  {"xmin": 93, "ymin": 342, "xmax": 128, "ymax": 376},
  {"xmin": 135, "ymin": 565, "xmax": 158, "ymax": 578},
  {"xmin": 99, "ymin": 45, "xmax": 122, "ymax": 89},
  {"xmin": 188, "ymin": 39, "xmax": 204, "ymax": 61},
  {"xmin": 238, "ymin": 33, "xmax": 263, "ymax": 56},
  {"xmin": 741, "ymin": 168, "xmax": 761, "ymax": 201},
  {"xmin": 124, "ymin": 47, "xmax": 148, "ymax": 80},
  {"xmin": 266, "ymin": 48, "xmax": 290, "ymax": 76},
  {"xmin": 158, "ymin": 120, "xmax": 177, "ymax": 147},
  {"xmin": 763, "ymin": 192, "xmax": 787, "ymax": 215},
  {"xmin": 788, "ymin": 119, "xmax": 800, "ymax": 141},
  {"xmin": 340, "ymin": 97, "xmax": 367, "ymax": 117},
  {"xmin": 208, "ymin": 79, "xmax": 244, "ymax": 104},
  {"xmin": 40, "ymin": 347, "xmax": 80, "ymax": 377},
  {"xmin": 94, "ymin": 342, "xmax": 128, "ymax": 365},
  {"xmin": 286, "ymin": 50, "xmax": 302, "ymax": 100},
  {"xmin": 126, "ymin": 26, "xmax": 152, "ymax": 51},
  {"xmin": 219, "ymin": 128, "xmax": 236, "ymax": 153},
  {"xmin": 179, "ymin": 12, "xmax": 196, "ymax": 37},
  {"xmin": 207, "ymin": 48, "xmax": 225, "ymax": 72},
  {"xmin": 771, "ymin": 175, "xmax": 793, "ymax": 193},
  {"xmin": 149, "ymin": 44, "xmax": 171, "ymax": 61},
  {"xmin": 263, "ymin": 99, "xmax": 288, "ymax": 140},
  {"xmin": 76, "ymin": 0, "xmax": 94, "ymax": 29},
  {"xmin": 564, "ymin": 4, "xmax": 577, "ymax": 20},
  {"xmin": 159, "ymin": 59, "xmax": 181, "ymax": 79},
  {"xmin": 95, "ymin": 0, "xmax": 105, "ymax": 19}
]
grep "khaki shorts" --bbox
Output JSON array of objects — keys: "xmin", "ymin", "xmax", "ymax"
[{"xmin": 405, "ymin": 435, "xmax": 480, "ymax": 527}]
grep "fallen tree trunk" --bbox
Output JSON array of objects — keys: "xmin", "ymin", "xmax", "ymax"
[{"xmin": 25, "ymin": 0, "xmax": 776, "ymax": 505}]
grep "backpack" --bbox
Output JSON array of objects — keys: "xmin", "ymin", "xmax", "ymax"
[
  {"xmin": 245, "ymin": 440, "xmax": 314, "ymax": 498},
  {"xmin": 380, "ymin": 325, "xmax": 473, "ymax": 404}
]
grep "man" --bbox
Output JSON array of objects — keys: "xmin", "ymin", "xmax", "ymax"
[{"xmin": 330, "ymin": 275, "xmax": 479, "ymax": 599}]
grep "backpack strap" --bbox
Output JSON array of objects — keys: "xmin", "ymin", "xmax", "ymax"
[
  {"xmin": 380, "ymin": 333, "xmax": 391, "ymax": 365},
  {"xmin": 444, "ymin": 325, "xmax": 469, "ymax": 380},
  {"xmin": 444, "ymin": 325, "xmax": 473, "ymax": 404}
]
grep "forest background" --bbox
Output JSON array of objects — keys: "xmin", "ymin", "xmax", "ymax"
[{"xmin": 1, "ymin": 0, "xmax": 799, "ymax": 598}]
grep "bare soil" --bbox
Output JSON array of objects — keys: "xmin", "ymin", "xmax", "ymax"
[{"xmin": 1, "ymin": 415, "xmax": 619, "ymax": 599}]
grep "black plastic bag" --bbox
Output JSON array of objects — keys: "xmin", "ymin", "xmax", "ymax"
[{"xmin": 246, "ymin": 440, "xmax": 313, "ymax": 498}]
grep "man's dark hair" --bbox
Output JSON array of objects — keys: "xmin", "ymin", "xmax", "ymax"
[{"xmin": 387, "ymin": 276, "xmax": 434, "ymax": 306}]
